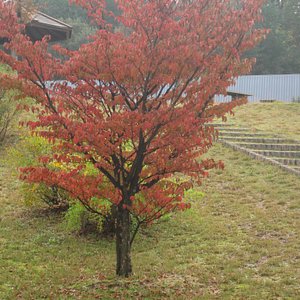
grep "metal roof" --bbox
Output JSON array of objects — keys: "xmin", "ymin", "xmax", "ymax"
[{"xmin": 215, "ymin": 74, "xmax": 300, "ymax": 103}]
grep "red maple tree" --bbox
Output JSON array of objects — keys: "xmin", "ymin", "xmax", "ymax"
[{"xmin": 0, "ymin": 0, "xmax": 266, "ymax": 276}]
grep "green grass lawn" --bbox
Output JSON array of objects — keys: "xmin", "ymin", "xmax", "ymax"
[{"xmin": 0, "ymin": 103, "xmax": 300, "ymax": 299}]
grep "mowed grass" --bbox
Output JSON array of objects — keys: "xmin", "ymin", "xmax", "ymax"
[
  {"xmin": 0, "ymin": 139, "xmax": 299, "ymax": 299},
  {"xmin": 229, "ymin": 102, "xmax": 300, "ymax": 140},
  {"xmin": 0, "ymin": 102, "xmax": 299, "ymax": 299}
]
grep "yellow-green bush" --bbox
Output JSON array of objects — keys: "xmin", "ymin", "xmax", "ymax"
[
  {"xmin": 64, "ymin": 201, "xmax": 104, "ymax": 234},
  {"xmin": 0, "ymin": 89, "xmax": 18, "ymax": 143},
  {"xmin": 6, "ymin": 134, "xmax": 69, "ymax": 207},
  {"xmin": 0, "ymin": 65, "xmax": 18, "ymax": 143},
  {"xmin": 6, "ymin": 133, "xmax": 115, "ymax": 234}
]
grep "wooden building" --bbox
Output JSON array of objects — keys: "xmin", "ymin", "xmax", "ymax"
[{"xmin": 0, "ymin": 1, "xmax": 72, "ymax": 44}]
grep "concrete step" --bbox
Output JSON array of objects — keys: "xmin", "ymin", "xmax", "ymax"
[
  {"xmin": 219, "ymin": 137, "xmax": 297, "ymax": 144},
  {"xmin": 233, "ymin": 143, "xmax": 300, "ymax": 151},
  {"xmin": 252, "ymin": 150, "xmax": 300, "ymax": 158},
  {"xmin": 205, "ymin": 123, "xmax": 235, "ymax": 127},
  {"xmin": 218, "ymin": 132, "xmax": 269, "ymax": 138},
  {"xmin": 272, "ymin": 158, "xmax": 300, "ymax": 166},
  {"xmin": 215, "ymin": 127, "xmax": 250, "ymax": 132},
  {"xmin": 220, "ymin": 140, "xmax": 300, "ymax": 176}
]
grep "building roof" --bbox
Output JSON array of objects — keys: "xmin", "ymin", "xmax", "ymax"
[
  {"xmin": 25, "ymin": 11, "xmax": 72, "ymax": 42},
  {"xmin": 0, "ymin": 5, "xmax": 72, "ymax": 44},
  {"xmin": 215, "ymin": 74, "xmax": 300, "ymax": 103}
]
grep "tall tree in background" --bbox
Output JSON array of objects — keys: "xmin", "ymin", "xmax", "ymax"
[
  {"xmin": 32, "ymin": 0, "xmax": 300, "ymax": 74},
  {"xmin": 250, "ymin": 0, "xmax": 300, "ymax": 74},
  {"xmin": 0, "ymin": 0, "xmax": 266, "ymax": 276},
  {"xmin": 281, "ymin": 0, "xmax": 300, "ymax": 45},
  {"xmin": 34, "ymin": 0, "xmax": 118, "ymax": 50},
  {"xmin": 33, "ymin": 0, "xmax": 95, "ymax": 50}
]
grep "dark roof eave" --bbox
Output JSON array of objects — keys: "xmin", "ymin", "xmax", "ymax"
[
  {"xmin": 27, "ymin": 22, "xmax": 72, "ymax": 34},
  {"xmin": 33, "ymin": 11, "xmax": 73, "ymax": 29},
  {"xmin": 227, "ymin": 90, "xmax": 252, "ymax": 97}
]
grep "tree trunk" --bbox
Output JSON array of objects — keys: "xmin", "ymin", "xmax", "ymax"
[{"xmin": 116, "ymin": 204, "xmax": 132, "ymax": 276}]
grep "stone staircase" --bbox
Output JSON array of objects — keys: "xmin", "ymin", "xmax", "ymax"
[{"xmin": 208, "ymin": 123, "xmax": 300, "ymax": 176}]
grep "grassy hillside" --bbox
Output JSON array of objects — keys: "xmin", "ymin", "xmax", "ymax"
[
  {"xmin": 229, "ymin": 102, "xmax": 300, "ymax": 140},
  {"xmin": 0, "ymin": 103, "xmax": 299, "ymax": 299}
]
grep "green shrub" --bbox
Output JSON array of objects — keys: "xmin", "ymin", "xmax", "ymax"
[
  {"xmin": 5, "ymin": 134, "xmax": 69, "ymax": 208},
  {"xmin": 184, "ymin": 189, "xmax": 205, "ymax": 201},
  {"xmin": 20, "ymin": 182, "xmax": 69, "ymax": 207},
  {"xmin": 0, "ymin": 89, "xmax": 18, "ymax": 143},
  {"xmin": 64, "ymin": 202, "xmax": 104, "ymax": 234},
  {"xmin": 7, "ymin": 134, "xmax": 51, "ymax": 168},
  {"xmin": 0, "ymin": 65, "xmax": 19, "ymax": 143},
  {"xmin": 5, "ymin": 132, "xmax": 118, "ymax": 236}
]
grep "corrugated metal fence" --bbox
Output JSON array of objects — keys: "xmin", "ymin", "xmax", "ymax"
[{"xmin": 215, "ymin": 74, "xmax": 300, "ymax": 103}]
